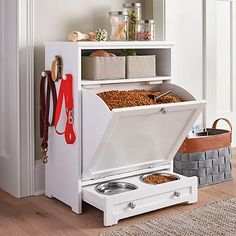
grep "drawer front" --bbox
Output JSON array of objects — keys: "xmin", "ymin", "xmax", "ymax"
[{"xmin": 114, "ymin": 187, "xmax": 191, "ymax": 218}]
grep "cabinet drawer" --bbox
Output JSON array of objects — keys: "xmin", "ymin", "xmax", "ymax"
[
  {"xmin": 83, "ymin": 173, "xmax": 198, "ymax": 226},
  {"xmin": 113, "ymin": 186, "xmax": 191, "ymax": 220}
]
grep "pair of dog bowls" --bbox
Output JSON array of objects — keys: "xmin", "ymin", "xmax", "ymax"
[{"xmin": 95, "ymin": 173, "xmax": 180, "ymax": 195}]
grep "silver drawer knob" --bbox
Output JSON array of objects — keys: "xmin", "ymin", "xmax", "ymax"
[
  {"xmin": 174, "ymin": 191, "xmax": 181, "ymax": 197},
  {"xmin": 128, "ymin": 202, "xmax": 136, "ymax": 209},
  {"xmin": 160, "ymin": 108, "xmax": 167, "ymax": 114}
]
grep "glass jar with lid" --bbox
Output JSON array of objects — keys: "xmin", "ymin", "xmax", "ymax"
[
  {"xmin": 135, "ymin": 20, "xmax": 155, "ymax": 41},
  {"xmin": 123, "ymin": 3, "xmax": 142, "ymax": 40},
  {"xmin": 109, "ymin": 11, "xmax": 128, "ymax": 41}
]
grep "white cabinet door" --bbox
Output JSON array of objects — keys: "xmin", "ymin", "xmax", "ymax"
[
  {"xmin": 205, "ymin": 0, "xmax": 236, "ymax": 146},
  {"xmin": 164, "ymin": 0, "xmax": 203, "ymax": 101}
]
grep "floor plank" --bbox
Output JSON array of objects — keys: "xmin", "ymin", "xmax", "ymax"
[{"xmin": 0, "ymin": 149, "xmax": 235, "ymax": 236}]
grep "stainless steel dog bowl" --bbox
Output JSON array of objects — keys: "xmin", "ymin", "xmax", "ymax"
[
  {"xmin": 140, "ymin": 172, "xmax": 180, "ymax": 185},
  {"xmin": 95, "ymin": 182, "xmax": 138, "ymax": 195}
]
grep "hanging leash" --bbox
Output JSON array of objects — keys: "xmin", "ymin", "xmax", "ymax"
[
  {"xmin": 40, "ymin": 71, "xmax": 57, "ymax": 164},
  {"xmin": 54, "ymin": 74, "xmax": 76, "ymax": 144}
]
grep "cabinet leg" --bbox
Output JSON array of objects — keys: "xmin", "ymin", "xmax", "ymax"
[
  {"xmin": 189, "ymin": 177, "xmax": 198, "ymax": 204},
  {"xmin": 71, "ymin": 202, "xmax": 82, "ymax": 214},
  {"xmin": 104, "ymin": 212, "xmax": 118, "ymax": 227}
]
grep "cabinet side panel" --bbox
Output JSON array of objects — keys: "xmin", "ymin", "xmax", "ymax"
[{"xmin": 45, "ymin": 44, "xmax": 81, "ymax": 213}]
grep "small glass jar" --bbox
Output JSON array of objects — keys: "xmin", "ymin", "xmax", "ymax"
[
  {"xmin": 123, "ymin": 3, "xmax": 142, "ymax": 40},
  {"xmin": 135, "ymin": 20, "xmax": 155, "ymax": 41},
  {"xmin": 109, "ymin": 11, "xmax": 128, "ymax": 41}
]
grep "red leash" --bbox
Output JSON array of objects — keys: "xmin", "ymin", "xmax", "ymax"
[{"xmin": 55, "ymin": 74, "xmax": 76, "ymax": 144}]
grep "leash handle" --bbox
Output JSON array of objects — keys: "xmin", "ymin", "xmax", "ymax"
[{"xmin": 51, "ymin": 55, "xmax": 63, "ymax": 82}]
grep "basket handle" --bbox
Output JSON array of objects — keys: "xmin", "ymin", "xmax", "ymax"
[{"xmin": 212, "ymin": 118, "xmax": 233, "ymax": 133}]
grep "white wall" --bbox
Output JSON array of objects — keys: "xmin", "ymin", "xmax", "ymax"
[{"xmin": 34, "ymin": 0, "xmax": 146, "ymax": 160}]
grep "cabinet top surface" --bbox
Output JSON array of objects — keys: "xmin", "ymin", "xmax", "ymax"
[{"xmin": 44, "ymin": 41, "xmax": 174, "ymax": 49}]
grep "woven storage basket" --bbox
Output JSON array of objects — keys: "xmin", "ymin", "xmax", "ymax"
[
  {"xmin": 174, "ymin": 118, "xmax": 233, "ymax": 187},
  {"xmin": 82, "ymin": 56, "xmax": 125, "ymax": 80},
  {"xmin": 126, "ymin": 55, "xmax": 156, "ymax": 79}
]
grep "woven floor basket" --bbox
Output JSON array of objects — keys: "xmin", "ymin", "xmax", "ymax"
[{"xmin": 174, "ymin": 118, "xmax": 233, "ymax": 187}]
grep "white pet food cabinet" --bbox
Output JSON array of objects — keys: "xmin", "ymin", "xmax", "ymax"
[{"xmin": 45, "ymin": 41, "xmax": 206, "ymax": 226}]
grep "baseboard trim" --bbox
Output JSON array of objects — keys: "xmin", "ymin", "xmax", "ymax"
[{"xmin": 34, "ymin": 160, "xmax": 45, "ymax": 195}]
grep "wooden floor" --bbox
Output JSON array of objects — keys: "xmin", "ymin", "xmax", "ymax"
[{"xmin": 0, "ymin": 149, "xmax": 235, "ymax": 236}]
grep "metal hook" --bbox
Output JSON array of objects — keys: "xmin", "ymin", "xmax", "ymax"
[{"xmin": 41, "ymin": 71, "xmax": 47, "ymax": 77}]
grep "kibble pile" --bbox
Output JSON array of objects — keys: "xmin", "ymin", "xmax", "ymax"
[
  {"xmin": 143, "ymin": 174, "xmax": 178, "ymax": 184},
  {"xmin": 97, "ymin": 89, "xmax": 181, "ymax": 110}
]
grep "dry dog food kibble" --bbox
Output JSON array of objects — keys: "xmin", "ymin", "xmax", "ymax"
[
  {"xmin": 97, "ymin": 89, "xmax": 181, "ymax": 110},
  {"xmin": 143, "ymin": 174, "xmax": 178, "ymax": 184}
]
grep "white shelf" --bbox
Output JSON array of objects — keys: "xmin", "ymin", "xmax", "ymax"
[
  {"xmin": 45, "ymin": 41, "xmax": 174, "ymax": 50},
  {"xmin": 81, "ymin": 76, "xmax": 171, "ymax": 86}
]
